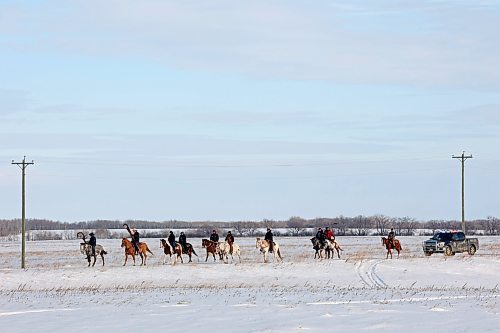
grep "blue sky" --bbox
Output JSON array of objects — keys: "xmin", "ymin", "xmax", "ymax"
[{"xmin": 1, "ymin": 0, "xmax": 499, "ymax": 222}]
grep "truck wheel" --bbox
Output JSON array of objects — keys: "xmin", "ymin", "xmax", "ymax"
[
  {"xmin": 468, "ymin": 245, "xmax": 476, "ymax": 255},
  {"xmin": 445, "ymin": 246, "xmax": 453, "ymax": 256}
]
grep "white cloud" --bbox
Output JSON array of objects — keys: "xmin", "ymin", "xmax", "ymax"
[{"xmin": 1, "ymin": 1, "xmax": 499, "ymax": 89}]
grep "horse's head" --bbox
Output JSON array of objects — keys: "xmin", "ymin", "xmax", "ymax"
[
  {"xmin": 381, "ymin": 237, "xmax": 387, "ymax": 246},
  {"xmin": 255, "ymin": 238, "xmax": 261, "ymax": 248},
  {"xmin": 160, "ymin": 239, "xmax": 166, "ymax": 248},
  {"xmin": 202, "ymin": 239, "xmax": 207, "ymax": 248},
  {"xmin": 121, "ymin": 238, "xmax": 127, "ymax": 247}
]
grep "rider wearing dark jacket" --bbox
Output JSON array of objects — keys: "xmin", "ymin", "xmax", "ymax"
[
  {"xmin": 179, "ymin": 232, "xmax": 187, "ymax": 252},
  {"xmin": 125, "ymin": 225, "xmax": 140, "ymax": 254},
  {"xmin": 388, "ymin": 228, "xmax": 395, "ymax": 248},
  {"xmin": 264, "ymin": 228, "xmax": 274, "ymax": 252},
  {"xmin": 89, "ymin": 232, "xmax": 97, "ymax": 255},
  {"xmin": 168, "ymin": 231, "xmax": 176, "ymax": 250},
  {"xmin": 316, "ymin": 228, "xmax": 325, "ymax": 247},
  {"xmin": 225, "ymin": 231, "xmax": 234, "ymax": 254},
  {"xmin": 210, "ymin": 230, "xmax": 219, "ymax": 243}
]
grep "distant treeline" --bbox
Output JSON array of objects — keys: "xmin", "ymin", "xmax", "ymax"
[{"xmin": 1, "ymin": 215, "xmax": 499, "ymax": 238}]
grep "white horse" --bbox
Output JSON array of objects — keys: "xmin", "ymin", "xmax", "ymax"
[
  {"xmin": 217, "ymin": 241, "xmax": 241, "ymax": 263},
  {"xmin": 80, "ymin": 243, "xmax": 107, "ymax": 267},
  {"xmin": 326, "ymin": 239, "xmax": 343, "ymax": 259},
  {"xmin": 255, "ymin": 238, "xmax": 283, "ymax": 263}
]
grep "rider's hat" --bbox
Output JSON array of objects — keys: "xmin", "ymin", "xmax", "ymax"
[
  {"xmin": 267, "ymin": 228, "xmax": 271, "ymax": 231},
  {"xmin": 228, "ymin": 231, "xmax": 231, "ymax": 233},
  {"xmin": 213, "ymin": 230, "xmax": 216, "ymax": 232},
  {"xmin": 89, "ymin": 232, "xmax": 94, "ymax": 236}
]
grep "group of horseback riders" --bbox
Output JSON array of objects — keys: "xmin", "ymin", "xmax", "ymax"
[
  {"xmin": 314, "ymin": 226, "xmax": 335, "ymax": 247},
  {"xmin": 209, "ymin": 229, "xmax": 236, "ymax": 254}
]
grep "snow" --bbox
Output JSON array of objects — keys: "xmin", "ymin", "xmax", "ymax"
[{"xmin": 0, "ymin": 236, "xmax": 499, "ymax": 332}]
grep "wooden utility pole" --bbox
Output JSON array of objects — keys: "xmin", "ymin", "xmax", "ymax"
[
  {"xmin": 452, "ymin": 151, "xmax": 472, "ymax": 233},
  {"xmin": 12, "ymin": 156, "xmax": 35, "ymax": 269}
]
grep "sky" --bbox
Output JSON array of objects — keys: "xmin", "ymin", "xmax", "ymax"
[{"xmin": 1, "ymin": 0, "xmax": 500, "ymax": 222}]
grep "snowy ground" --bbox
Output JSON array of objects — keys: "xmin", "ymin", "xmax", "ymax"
[{"xmin": 0, "ymin": 236, "xmax": 498, "ymax": 332}]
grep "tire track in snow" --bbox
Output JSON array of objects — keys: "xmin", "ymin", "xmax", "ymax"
[
  {"xmin": 356, "ymin": 259, "xmax": 387, "ymax": 289},
  {"xmin": 368, "ymin": 260, "xmax": 388, "ymax": 288}
]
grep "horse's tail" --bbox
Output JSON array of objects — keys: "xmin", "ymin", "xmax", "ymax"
[
  {"xmin": 102, "ymin": 250, "xmax": 108, "ymax": 255},
  {"xmin": 277, "ymin": 248, "xmax": 283, "ymax": 260},
  {"xmin": 192, "ymin": 247, "xmax": 198, "ymax": 257},
  {"xmin": 147, "ymin": 246, "xmax": 154, "ymax": 255}
]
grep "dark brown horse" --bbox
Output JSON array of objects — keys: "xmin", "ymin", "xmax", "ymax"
[
  {"xmin": 202, "ymin": 239, "xmax": 219, "ymax": 262},
  {"xmin": 381, "ymin": 237, "xmax": 402, "ymax": 259},
  {"xmin": 159, "ymin": 239, "xmax": 183, "ymax": 264},
  {"xmin": 121, "ymin": 238, "xmax": 153, "ymax": 266}
]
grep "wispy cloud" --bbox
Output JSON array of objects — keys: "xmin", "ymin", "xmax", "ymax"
[{"xmin": 1, "ymin": 1, "xmax": 499, "ymax": 89}]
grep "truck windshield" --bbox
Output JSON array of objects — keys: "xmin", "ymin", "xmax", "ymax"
[{"xmin": 431, "ymin": 233, "xmax": 452, "ymax": 241}]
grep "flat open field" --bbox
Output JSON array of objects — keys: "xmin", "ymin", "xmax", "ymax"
[{"xmin": 1, "ymin": 236, "xmax": 499, "ymax": 332}]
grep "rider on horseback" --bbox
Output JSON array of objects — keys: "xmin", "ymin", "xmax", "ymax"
[
  {"xmin": 210, "ymin": 230, "xmax": 219, "ymax": 243},
  {"xmin": 324, "ymin": 227, "xmax": 334, "ymax": 241},
  {"xmin": 265, "ymin": 228, "xmax": 274, "ymax": 252},
  {"xmin": 168, "ymin": 231, "xmax": 176, "ymax": 253},
  {"xmin": 179, "ymin": 232, "xmax": 187, "ymax": 253},
  {"xmin": 125, "ymin": 225, "xmax": 140, "ymax": 255},
  {"xmin": 388, "ymin": 228, "xmax": 395, "ymax": 248},
  {"xmin": 316, "ymin": 228, "xmax": 326, "ymax": 247},
  {"xmin": 89, "ymin": 232, "xmax": 97, "ymax": 256},
  {"xmin": 225, "ymin": 231, "xmax": 234, "ymax": 255}
]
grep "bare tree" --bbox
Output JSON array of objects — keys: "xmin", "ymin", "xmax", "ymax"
[
  {"xmin": 287, "ymin": 216, "xmax": 307, "ymax": 236},
  {"xmin": 373, "ymin": 214, "xmax": 390, "ymax": 235},
  {"xmin": 483, "ymin": 216, "xmax": 499, "ymax": 235}
]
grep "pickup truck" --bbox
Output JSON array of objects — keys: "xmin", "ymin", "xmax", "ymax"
[{"xmin": 422, "ymin": 231, "xmax": 479, "ymax": 256}]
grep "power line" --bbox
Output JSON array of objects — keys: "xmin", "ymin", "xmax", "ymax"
[{"xmin": 11, "ymin": 156, "xmax": 35, "ymax": 269}]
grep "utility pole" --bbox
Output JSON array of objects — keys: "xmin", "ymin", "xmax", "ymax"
[
  {"xmin": 12, "ymin": 156, "xmax": 35, "ymax": 269},
  {"xmin": 452, "ymin": 151, "xmax": 472, "ymax": 233}
]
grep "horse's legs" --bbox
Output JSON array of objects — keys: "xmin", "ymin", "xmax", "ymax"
[
  {"xmin": 123, "ymin": 253, "xmax": 127, "ymax": 266},
  {"xmin": 101, "ymin": 253, "xmax": 105, "ymax": 266},
  {"xmin": 92, "ymin": 254, "xmax": 97, "ymax": 267}
]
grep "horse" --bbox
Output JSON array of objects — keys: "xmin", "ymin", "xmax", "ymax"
[
  {"xmin": 381, "ymin": 237, "xmax": 402, "ymax": 259},
  {"xmin": 180, "ymin": 242, "xmax": 198, "ymax": 263},
  {"xmin": 159, "ymin": 239, "xmax": 184, "ymax": 264},
  {"xmin": 202, "ymin": 239, "xmax": 219, "ymax": 262},
  {"xmin": 256, "ymin": 238, "xmax": 282, "ymax": 263},
  {"xmin": 77, "ymin": 232, "xmax": 107, "ymax": 267},
  {"xmin": 326, "ymin": 239, "xmax": 343, "ymax": 259},
  {"xmin": 217, "ymin": 241, "xmax": 241, "ymax": 263},
  {"xmin": 121, "ymin": 238, "xmax": 154, "ymax": 266},
  {"xmin": 311, "ymin": 237, "xmax": 328, "ymax": 259}
]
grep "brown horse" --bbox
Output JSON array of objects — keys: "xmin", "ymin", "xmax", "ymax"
[
  {"xmin": 159, "ymin": 239, "xmax": 183, "ymax": 264},
  {"xmin": 381, "ymin": 237, "xmax": 402, "ymax": 259},
  {"xmin": 202, "ymin": 239, "xmax": 219, "ymax": 262},
  {"xmin": 121, "ymin": 238, "xmax": 153, "ymax": 266}
]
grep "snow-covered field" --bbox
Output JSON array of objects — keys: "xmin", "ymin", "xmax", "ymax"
[{"xmin": 1, "ymin": 236, "xmax": 498, "ymax": 332}]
